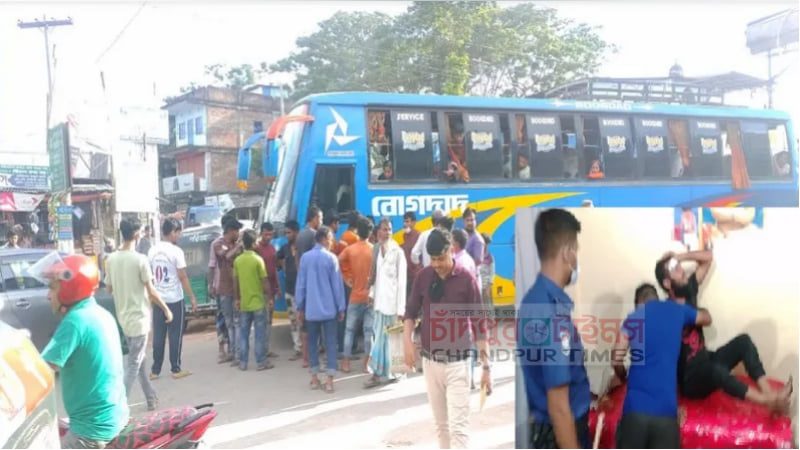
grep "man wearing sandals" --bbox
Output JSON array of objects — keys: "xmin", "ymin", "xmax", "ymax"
[
  {"xmin": 364, "ymin": 218, "xmax": 407, "ymax": 389},
  {"xmin": 296, "ymin": 226, "xmax": 347, "ymax": 393},
  {"xmin": 234, "ymin": 230, "xmax": 274, "ymax": 371},
  {"xmin": 213, "ymin": 216, "xmax": 245, "ymax": 367},
  {"xmin": 339, "ymin": 217, "xmax": 375, "ymax": 375}
]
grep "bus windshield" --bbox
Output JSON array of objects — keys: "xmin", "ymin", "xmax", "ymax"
[{"xmin": 262, "ymin": 104, "xmax": 309, "ymax": 226}]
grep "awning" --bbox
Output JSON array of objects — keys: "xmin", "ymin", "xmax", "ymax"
[
  {"xmin": 71, "ymin": 183, "xmax": 114, "ymax": 203},
  {"xmin": 0, "ymin": 192, "xmax": 45, "ymax": 212}
]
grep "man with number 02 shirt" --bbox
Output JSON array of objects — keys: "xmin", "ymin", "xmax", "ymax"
[{"xmin": 148, "ymin": 218, "xmax": 198, "ymax": 380}]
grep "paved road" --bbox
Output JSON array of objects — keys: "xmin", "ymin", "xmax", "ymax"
[{"xmin": 99, "ymin": 318, "xmax": 515, "ymax": 448}]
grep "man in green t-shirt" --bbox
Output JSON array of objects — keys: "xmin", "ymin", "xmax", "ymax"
[
  {"xmin": 33, "ymin": 252, "xmax": 129, "ymax": 448},
  {"xmin": 105, "ymin": 218, "xmax": 173, "ymax": 411},
  {"xmin": 234, "ymin": 230, "xmax": 274, "ymax": 371}
]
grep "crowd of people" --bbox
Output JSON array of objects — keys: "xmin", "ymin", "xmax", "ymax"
[
  {"xmin": 200, "ymin": 205, "xmax": 495, "ymax": 447},
  {"xmin": 519, "ymin": 208, "xmax": 794, "ymax": 449},
  {"xmin": 32, "ymin": 204, "xmax": 497, "ymax": 449}
]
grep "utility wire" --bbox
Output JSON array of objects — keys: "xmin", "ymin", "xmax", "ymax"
[{"xmin": 95, "ymin": 1, "xmax": 147, "ymax": 64}]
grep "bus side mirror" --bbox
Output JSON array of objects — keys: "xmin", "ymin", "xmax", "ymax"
[
  {"xmin": 263, "ymin": 138, "xmax": 279, "ymax": 178},
  {"xmin": 236, "ymin": 147, "xmax": 251, "ymax": 191}
]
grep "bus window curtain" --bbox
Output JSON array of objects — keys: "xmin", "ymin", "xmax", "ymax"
[
  {"xmin": 728, "ymin": 123, "xmax": 751, "ymax": 190},
  {"xmin": 668, "ymin": 120, "xmax": 691, "ymax": 170},
  {"xmin": 516, "ymin": 115, "xmax": 526, "ymax": 143}
]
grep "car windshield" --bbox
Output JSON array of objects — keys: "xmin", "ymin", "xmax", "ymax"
[{"xmin": 187, "ymin": 207, "xmax": 222, "ymax": 227}]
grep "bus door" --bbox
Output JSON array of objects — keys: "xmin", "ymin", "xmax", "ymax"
[{"xmin": 311, "ymin": 164, "xmax": 356, "ymax": 219}]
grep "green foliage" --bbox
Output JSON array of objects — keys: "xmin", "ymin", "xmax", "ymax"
[{"xmin": 272, "ymin": 1, "xmax": 615, "ymax": 99}]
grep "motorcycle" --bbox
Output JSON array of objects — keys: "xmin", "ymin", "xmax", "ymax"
[{"xmin": 58, "ymin": 403, "xmax": 217, "ymax": 449}]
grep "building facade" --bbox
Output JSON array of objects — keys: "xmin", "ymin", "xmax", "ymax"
[{"xmin": 160, "ymin": 86, "xmax": 282, "ymax": 219}]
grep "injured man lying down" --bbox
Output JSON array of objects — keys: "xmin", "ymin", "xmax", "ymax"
[
  {"xmin": 596, "ymin": 273, "xmax": 794, "ymax": 449},
  {"xmin": 653, "ymin": 249, "xmax": 792, "ymax": 413}
]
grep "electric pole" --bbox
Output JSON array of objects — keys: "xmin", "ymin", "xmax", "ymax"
[
  {"xmin": 18, "ymin": 15, "xmax": 74, "ymax": 254},
  {"xmin": 17, "ymin": 15, "xmax": 73, "ymax": 130}
]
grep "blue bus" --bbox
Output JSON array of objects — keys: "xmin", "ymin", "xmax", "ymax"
[{"xmin": 239, "ymin": 92, "xmax": 797, "ymax": 308}]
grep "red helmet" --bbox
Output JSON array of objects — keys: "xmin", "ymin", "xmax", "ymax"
[{"xmin": 28, "ymin": 252, "xmax": 99, "ymax": 306}]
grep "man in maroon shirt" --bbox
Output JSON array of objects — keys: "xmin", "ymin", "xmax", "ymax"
[
  {"xmin": 213, "ymin": 216, "xmax": 244, "ymax": 367},
  {"xmin": 256, "ymin": 222, "xmax": 281, "ymax": 360},
  {"xmin": 401, "ymin": 212, "xmax": 421, "ymax": 295},
  {"xmin": 403, "ymin": 228, "xmax": 492, "ymax": 449}
]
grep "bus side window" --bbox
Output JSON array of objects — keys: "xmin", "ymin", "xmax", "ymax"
[
  {"xmin": 740, "ymin": 121, "xmax": 780, "ymax": 178},
  {"xmin": 432, "ymin": 112, "xmax": 441, "ymax": 178},
  {"xmin": 768, "ymin": 123, "xmax": 791, "ymax": 178},
  {"xmin": 636, "ymin": 117, "xmax": 670, "ymax": 179},
  {"xmin": 599, "ymin": 116, "xmax": 634, "ymax": 179},
  {"xmin": 368, "ymin": 110, "xmax": 393, "ymax": 182},
  {"xmin": 667, "ymin": 119, "xmax": 691, "ymax": 178},
  {"xmin": 690, "ymin": 119, "xmax": 723, "ymax": 178},
  {"xmin": 560, "ymin": 115, "xmax": 579, "ymax": 179},
  {"xmin": 391, "ymin": 109, "xmax": 434, "ymax": 181},
  {"xmin": 582, "ymin": 116, "xmax": 604, "ymax": 180},
  {"xmin": 514, "ymin": 114, "xmax": 530, "ymax": 180},
  {"xmin": 444, "ymin": 113, "xmax": 468, "ymax": 182},
  {"xmin": 464, "ymin": 112, "xmax": 503, "ymax": 180},
  {"xmin": 501, "ymin": 114, "xmax": 513, "ymax": 179},
  {"xmin": 528, "ymin": 114, "xmax": 561, "ymax": 179}
]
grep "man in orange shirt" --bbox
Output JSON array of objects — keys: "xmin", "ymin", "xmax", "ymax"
[
  {"xmin": 324, "ymin": 210, "xmax": 348, "ymax": 256},
  {"xmin": 338, "ymin": 217, "xmax": 375, "ymax": 374},
  {"xmin": 341, "ymin": 211, "xmax": 360, "ymax": 247}
]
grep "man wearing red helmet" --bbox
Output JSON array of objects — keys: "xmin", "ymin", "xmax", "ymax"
[{"xmin": 36, "ymin": 252, "xmax": 129, "ymax": 449}]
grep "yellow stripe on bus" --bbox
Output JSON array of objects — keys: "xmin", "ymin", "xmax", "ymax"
[{"xmin": 392, "ymin": 192, "xmax": 583, "ymax": 307}]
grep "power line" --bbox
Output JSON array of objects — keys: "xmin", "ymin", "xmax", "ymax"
[{"xmin": 95, "ymin": 1, "xmax": 148, "ymax": 64}]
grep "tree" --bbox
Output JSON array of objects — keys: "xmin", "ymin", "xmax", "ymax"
[
  {"xmin": 270, "ymin": 11, "xmax": 396, "ymax": 100},
  {"xmin": 272, "ymin": 2, "xmax": 615, "ymax": 98},
  {"xmin": 171, "ymin": 64, "xmax": 265, "ymax": 99},
  {"xmin": 205, "ymin": 63, "xmax": 261, "ymax": 89}
]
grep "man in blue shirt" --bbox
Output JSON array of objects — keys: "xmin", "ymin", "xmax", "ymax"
[
  {"xmin": 518, "ymin": 209, "xmax": 590, "ymax": 449},
  {"xmin": 296, "ymin": 225, "xmax": 346, "ymax": 394},
  {"xmin": 612, "ymin": 283, "xmax": 711, "ymax": 448}
]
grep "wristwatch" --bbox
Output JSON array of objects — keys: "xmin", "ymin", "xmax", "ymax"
[{"xmin": 482, "ymin": 364, "xmax": 491, "ymax": 371}]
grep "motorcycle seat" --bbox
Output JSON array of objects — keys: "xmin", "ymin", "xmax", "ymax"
[{"xmin": 108, "ymin": 406, "xmax": 197, "ymax": 449}]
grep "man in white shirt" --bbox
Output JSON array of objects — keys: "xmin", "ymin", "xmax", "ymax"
[
  {"xmin": 148, "ymin": 218, "xmax": 198, "ymax": 380},
  {"xmin": 365, "ymin": 218, "xmax": 407, "ymax": 389},
  {"xmin": 106, "ymin": 218, "xmax": 173, "ymax": 410},
  {"xmin": 410, "ymin": 209, "xmax": 446, "ymax": 268}
]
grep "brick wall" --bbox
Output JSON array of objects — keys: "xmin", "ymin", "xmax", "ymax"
[
  {"xmin": 207, "ymin": 151, "xmax": 237, "ymax": 193},
  {"xmin": 176, "ymin": 152, "xmax": 205, "ymax": 178},
  {"xmin": 206, "ymin": 150, "xmax": 270, "ymax": 195},
  {"xmin": 206, "ymin": 106, "xmax": 276, "ymax": 149}
]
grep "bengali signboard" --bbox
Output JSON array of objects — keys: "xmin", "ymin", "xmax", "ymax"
[
  {"xmin": 47, "ymin": 124, "xmax": 70, "ymax": 192},
  {"xmin": 0, "ymin": 193, "xmax": 45, "ymax": 212},
  {"xmin": 0, "ymin": 165, "xmax": 49, "ymax": 191},
  {"xmin": 56, "ymin": 206, "xmax": 74, "ymax": 241}
]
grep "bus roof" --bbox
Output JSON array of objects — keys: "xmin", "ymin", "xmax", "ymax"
[{"xmin": 296, "ymin": 91, "xmax": 792, "ymax": 121}]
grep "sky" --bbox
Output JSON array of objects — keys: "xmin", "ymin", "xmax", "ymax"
[{"xmin": 0, "ymin": 0, "xmax": 797, "ymax": 160}]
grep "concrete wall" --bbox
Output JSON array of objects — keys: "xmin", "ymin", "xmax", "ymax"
[{"xmin": 174, "ymin": 106, "xmax": 207, "ymax": 147}]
